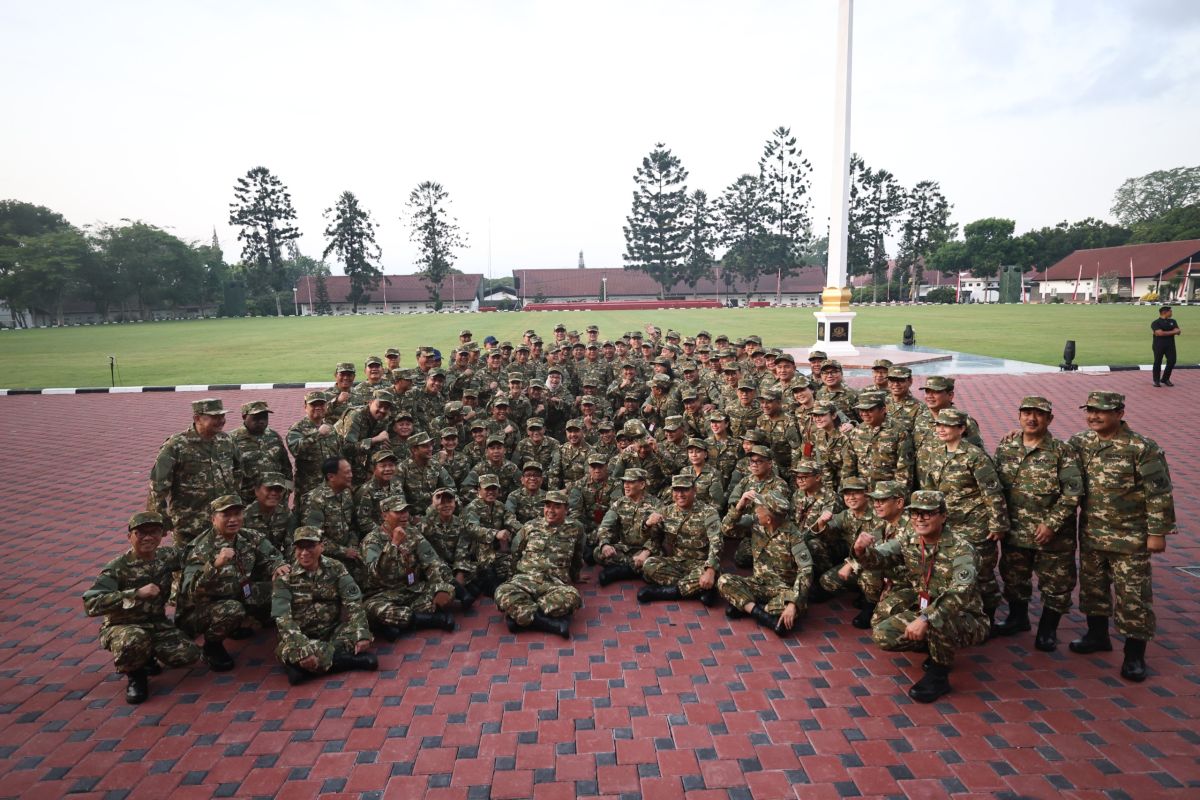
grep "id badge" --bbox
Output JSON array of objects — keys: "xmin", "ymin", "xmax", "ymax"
[
  {"xmin": 242, "ymin": 581, "xmax": 253, "ymax": 600},
  {"xmin": 918, "ymin": 591, "xmax": 930, "ymax": 610},
  {"xmin": 406, "ymin": 572, "xmax": 416, "ymax": 586}
]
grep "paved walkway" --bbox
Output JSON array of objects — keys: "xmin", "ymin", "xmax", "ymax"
[{"xmin": 0, "ymin": 371, "xmax": 1196, "ymax": 799}]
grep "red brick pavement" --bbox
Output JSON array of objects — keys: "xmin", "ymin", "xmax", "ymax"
[{"xmin": 0, "ymin": 372, "xmax": 1196, "ymax": 800}]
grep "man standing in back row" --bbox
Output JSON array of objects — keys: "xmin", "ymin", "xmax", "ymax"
[{"xmin": 1151, "ymin": 305, "xmax": 1181, "ymax": 387}]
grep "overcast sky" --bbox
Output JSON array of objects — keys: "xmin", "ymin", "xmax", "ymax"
[{"xmin": 3, "ymin": 0, "xmax": 1198, "ymax": 278}]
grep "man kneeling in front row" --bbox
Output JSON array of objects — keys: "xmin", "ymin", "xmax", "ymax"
[
  {"xmin": 853, "ymin": 490, "xmax": 988, "ymax": 703},
  {"xmin": 271, "ymin": 527, "xmax": 376, "ymax": 685}
]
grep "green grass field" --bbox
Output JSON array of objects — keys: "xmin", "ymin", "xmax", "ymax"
[{"xmin": 0, "ymin": 305, "xmax": 1195, "ymax": 389}]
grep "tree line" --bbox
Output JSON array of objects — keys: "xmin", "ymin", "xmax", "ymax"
[{"xmin": 0, "ymin": 169, "xmax": 467, "ymax": 326}]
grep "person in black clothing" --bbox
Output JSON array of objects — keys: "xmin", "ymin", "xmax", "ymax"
[{"xmin": 1151, "ymin": 306, "xmax": 1181, "ymax": 387}]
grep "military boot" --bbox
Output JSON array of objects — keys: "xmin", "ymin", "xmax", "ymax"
[
  {"xmin": 455, "ymin": 582, "xmax": 478, "ymax": 612},
  {"xmin": 371, "ymin": 621, "xmax": 403, "ymax": 642},
  {"xmin": 1034, "ymin": 609, "xmax": 1062, "ymax": 652},
  {"xmin": 331, "ymin": 652, "xmax": 378, "ymax": 673},
  {"xmin": 531, "ymin": 612, "xmax": 571, "ymax": 639},
  {"xmin": 851, "ymin": 603, "xmax": 876, "ymax": 630},
  {"xmin": 477, "ymin": 568, "xmax": 501, "ymax": 597},
  {"xmin": 202, "ymin": 638, "xmax": 235, "ymax": 672},
  {"xmin": 750, "ymin": 605, "xmax": 786, "ymax": 636},
  {"xmin": 725, "ymin": 603, "xmax": 747, "ymax": 619},
  {"xmin": 598, "ymin": 564, "xmax": 637, "ymax": 586},
  {"xmin": 505, "ymin": 615, "xmax": 522, "ymax": 634},
  {"xmin": 1069, "ymin": 615, "xmax": 1113, "ymax": 654},
  {"xmin": 284, "ymin": 663, "xmax": 317, "ymax": 686},
  {"xmin": 637, "ymin": 585, "xmax": 682, "ymax": 604},
  {"xmin": 993, "ymin": 601, "xmax": 1031, "ymax": 636},
  {"xmin": 413, "ymin": 611, "xmax": 456, "ymax": 632},
  {"xmin": 909, "ymin": 662, "xmax": 952, "ymax": 703},
  {"xmin": 144, "ymin": 659, "xmax": 163, "ymax": 676},
  {"xmin": 125, "ymin": 670, "xmax": 149, "ymax": 705},
  {"xmin": 1120, "ymin": 638, "xmax": 1148, "ymax": 682},
  {"xmin": 698, "ymin": 588, "xmax": 719, "ymax": 607}
]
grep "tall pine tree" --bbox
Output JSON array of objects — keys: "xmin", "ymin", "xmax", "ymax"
[
  {"xmin": 323, "ymin": 191, "xmax": 383, "ymax": 314},
  {"xmin": 716, "ymin": 173, "xmax": 770, "ymax": 297},
  {"xmin": 623, "ymin": 143, "xmax": 689, "ymax": 298},
  {"xmin": 228, "ymin": 166, "xmax": 300, "ymax": 316},
  {"xmin": 896, "ymin": 181, "xmax": 955, "ymax": 300},
  {"xmin": 759, "ymin": 126, "xmax": 813, "ymax": 276},
  {"xmin": 405, "ymin": 181, "xmax": 466, "ymax": 309},
  {"xmin": 679, "ymin": 190, "xmax": 717, "ymax": 296}
]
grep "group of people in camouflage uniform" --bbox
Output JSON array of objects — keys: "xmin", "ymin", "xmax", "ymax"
[{"xmin": 84, "ymin": 323, "xmax": 1176, "ymax": 706}]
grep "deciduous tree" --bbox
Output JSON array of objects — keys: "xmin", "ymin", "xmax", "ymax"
[
  {"xmin": 896, "ymin": 181, "xmax": 956, "ymax": 300},
  {"xmin": 1111, "ymin": 165, "xmax": 1200, "ymax": 226}
]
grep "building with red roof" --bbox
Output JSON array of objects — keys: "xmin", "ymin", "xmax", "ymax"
[{"xmin": 1030, "ymin": 240, "xmax": 1200, "ymax": 302}]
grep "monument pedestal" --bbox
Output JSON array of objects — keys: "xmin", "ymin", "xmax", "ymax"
[{"xmin": 812, "ymin": 311, "xmax": 858, "ymax": 357}]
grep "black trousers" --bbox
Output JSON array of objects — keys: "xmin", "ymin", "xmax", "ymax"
[{"xmin": 1153, "ymin": 344, "xmax": 1176, "ymax": 383}]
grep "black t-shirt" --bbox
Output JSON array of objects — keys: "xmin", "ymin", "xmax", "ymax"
[{"xmin": 1151, "ymin": 317, "xmax": 1179, "ymax": 347}]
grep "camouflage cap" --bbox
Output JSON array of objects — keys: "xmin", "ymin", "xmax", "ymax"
[
  {"xmin": 621, "ymin": 468, "xmax": 648, "ymax": 482},
  {"xmin": 408, "ymin": 431, "xmax": 433, "ymax": 447},
  {"xmin": 679, "ymin": 360, "xmax": 698, "ymax": 372},
  {"xmin": 868, "ymin": 480, "xmax": 907, "ymax": 500},
  {"xmin": 433, "ymin": 487, "xmax": 457, "ymax": 500},
  {"xmin": 754, "ymin": 490, "xmax": 790, "ymax": 515},
  {"xmin": 907, "ymin": 490, "xmax": 947, "ymax": 512},
  {"xmin": 580, "ymin": 395, "xmax": 597, "ymax": 405},
  {"xmin": 507, "ymin": 372, "xmax": 525, "ymax": 383},
  {"xmin": 663, "ymin": 415, "xmax": 683, "ymax": 431},
  {"xmin": 587, "ymin": 453, "xmax": 609, "ymax": 466},
  {"xmin": 714, "ymin": 333, "xmax": 729, "ymax": 342},
  {"xmin": 459, "ymin": 328, "xmax": 473, "ymax": 336},
  {"xmin": 127, "ymin": 511, "xmax": 165, "ymax": 531},
  {"xmin": 686, "ymin": 437, "xmax": 708, "ymax": 450},
  {"xmin": 469, "ymin": 421, "xmax": 487, "ymax": 432},
  {"xmin": 854, "ymin": 391, "xmax": 887, "ymax": 410},
  {"xmin": 680, "ymin": 389, "xmax": 699, "ymax": 401},
  {"xmin": 741, "ymin": 429, "xmax": 768, "ymax": 444},
  {"xmin": 544, "ymin": 490, "xmax": 569, "ymax": 505},
  {"xmin": 500, "ymin": 341, "xmax": 514, "ymax": 349},
  {"xmin": 887, "ymin": 366, "xmax": 913, "ymax": 380},
  {"xmin": 491, "ymin": 396, "xmax": 510, "ymax": 407},
  {"xmin": 666, "ymin": 329, "xmax": 681, "ymax": 340},
  {"xmin": 750, "ymin": 346, "xmax": 767, "ymax": 357},
  {"xmin": 585, "ymin": 342, "xmax": 599, "ymax": 350},
  {"xmin": 486, "ymin": 434, "xmax": 506, "ymax": 446},
  {"xmin": 304, "ymin": 390, "xmax": 328, "ymax": 405},
  {"xmin": 554, "ymin": 322, "xmax": 567, "ymax": 331},
  {"xmin": 872, "ymin": 359, "xmax": 894, "ymax": 370},
  {"xmin": 546, "ymin": 366, "xmax": 564, "ymax": 376},
  {"xmin": 1081, "ymin": 391, "xmax": 1124, "ymax": 411},
  {"xmin": 380, "ymin": 496, "xmax": 410, "ymax": 513},
  {"xmin": 623, "ymin": 393, "xmax": 641, "ymax": 402},
  {"xmin": 840, "ymin": 476, "xmax": 868, "ymax": 492},
  {"xmin": 258, "ymin": 471, "xmax": 288, "ymax": 487},
  {"xmin": 371, "ymin": 389, "xmax": 397, "ymax": 405},
  {"xmin": 462, "ymin": 388, "xmax": 479, "ymax": 397},
  {"xmin": 670, "ymin": 474, "xmax": 696, "ymax": 489},
  {"xmin": 623, "ymin": 420, "xmax": 648, "ymax": 438},
  {"xmin": 478, "ymin": 473, "xmax": 501, "ymax": 489},
  {"xmin": 790, "ymin": 459, "xmax": 820, "ymax": 475},
  {"xmin": 391, "ymin": 369, "xmax": 415, "ymax": 382},
  {"xmin": 210, "ymin": 495, "xmax": 245, "ymax": 513},
  {"xmin": 526, "ymin": 417, "xmax": 545, "ymax": 429},
  {"xmin": 586, "ymin": 324, "xmax": 599, "ymax": 332},
  {"xmin": 653, "ymin": 356, "xmax": 673, "ymax": 367},
  {"xmin": 192, "ymin": 398, "xmax": 227, "ymax": 416},
  {"xmin": 922, "ymin": 376, "xmax": 955, "ymax": 392},
  {"xmin": 371, "ymin": 449, "xmax": 399, "ymax": 464},
  {"xmin": 934, "ymin": 408, "xmax": 969, "ymax": 427},
  {"xmin": 760, "ymin": 387, "xmax": 782, "ymax": 401},
  {"xmin": 650, "ymin": 374, "xmax": 671, "ymax": 386},
  {"xmin": 807, "ymin": 350, "xmax": 828, "ymax": 362},
  {"xmin": 748, "ymin": 444, "xmax": 773, "ymax": 459},
  {"xmin": 385, "ymin": 347, "xmax": 401, "ymax": 357},
  {"xmin": 241, "ymin": 400, "xmax": 272, "ymax": 416},
  {"xmin": 597, "ymin": 420, "xmax": 614, "ymax": 431},
  {"xmin": 746, "ymin": 335, "xmax": 762, "ymax": 345},
  {"xmin": 1019, "ymin": 396, "xmax": 1053, "ymax": 413},
  {"xmin": 696, "ymin": 329, "xmax": 711, "ymax": 338},
  {"xmin": 515, "ymin": 344, "xmax": 530, "ymax": 352},
  {"xmin": 391, "ymin": 408, "xmax": 414, "ymax": 421},
  {"xmin": 521, "ymin": 461, "xmax": 544, "ymax": 473},
  {"xmin": 791, "ymin": 379, "xmax": 816, "ymax": 393},
  {"xmin": 365, "ymin": 355, "xmax": 383, "ymax": 367},
  {"xmin": 565, "ymin": 418, "xmax": 583, "ymax": 430},
  {"xmin": 775, "ymin": 352, "xmax": 796, "ymax": 364},
  {"xmin": 335, "ymin": 362, "xmax": 356, "ymax": 373},
  {"xmin": 737, "ymin": 378, "xmax": 758, "ymax": 391},
  {"xmin": 819, "ymin": 359, "xmax": 843, "ymax": 372},
  {"xmin": 811, "ymin": 402, "xmax": 835, "ymax": 415},
  {"xmin": 428, "ymin": 369, "xmax": 447, "ymax": 379},
  {"xmin": 440, "ymin": 427, "xmax": 459, "ymax": 439},
  {"xmin": 293, "ymin": 526, "xmax": 322, "ymax": 543}
]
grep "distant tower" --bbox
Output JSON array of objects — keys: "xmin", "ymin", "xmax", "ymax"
[
  {"xmin": 211, "ymin": 226, "xmax": 221, "ymax": 256},
  {"xmin": 578, "ymin": 250, "xmax": 585, "ymax": 269}
]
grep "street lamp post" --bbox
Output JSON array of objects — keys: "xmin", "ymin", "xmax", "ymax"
[{"xmin": 293, "ymin": 287, "xmax": 299, "ymax": 316}]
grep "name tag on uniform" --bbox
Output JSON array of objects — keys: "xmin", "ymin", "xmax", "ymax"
[
  {"xmin": 242, "ymin": 581, "xmax": 253, "ymax": 600},
  {"xmin": 918, "ymin": 591, "xmax": 930, "ymax": 610},
  {"xmin": 406, "ymin": 572, "xmax": 416, "ymax": 585}
]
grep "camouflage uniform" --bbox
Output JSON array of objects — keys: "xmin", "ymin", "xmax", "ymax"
[
  {"xmin": 725, "ymin": 399, "xmax": 760, "ymax": 439},
  {"xmin": 437, "ymin": 448, "xmax": 474, "ymax": 490},
  {"xmin": 179, "ymin": 526, "xmax": 285, "ymax": 638},
  {"xmin": 243, "ymin": 500, "xmax": 294, "ymax": 552},
  {"xmin": 808, "ymin": 425, "xmax": 849, "ymax": 493},
  {"xmin": 463, "ymin": 495, "xmax": 521, "ymax": 584},
  {"xmin": 717, "ymin": 519, "xmax": 812, "ymax": 615},
  {"xmin": 1069, "ymin": 418, "xmax": 1175, "ymax": 640},
  {"xmin": 353, "ymin": 477, "xmax": 406, "ymax": 537},
  {"xmin": 394, "ymin": 456, "xmax": 455, "ymax": 517},
  {"xmin": 886, "ymin": 393, "xmax": 925, "ymax": 434},
  {"xmin": 272, "ymin": 555, "xmax": 371, "ymax": 673},
  {"xmin": 792, "ymin": 483, "xmax": 844, "ymax": 578},
  {"xmin": 422, "ymin": 512, "xmax": 476, "ymax": 580},
  {"xmin": 513, "ymin": 435, "xmax": 561, "ymax": 477},
  {"xmin": 83, "ymin": 543, "xmax": 200, "ymax": 673},
  {"xmin": 641, "ymin": 502, "xmax": 723, "ymax": 598},
  {"xmin": 994, "ymin": 428, "xmax": 1082, "ymax": 613},
  {"xmin": 913, "ymin": 405, "xmax": 984, "ymax": 486},
  {"xmin": 595, "ymin": 492, "xmax": 663, "ymax": 568},
  {"xmin": 922, "ymin": 439, "xmax": 1009, "ymax": 612},
  {"xmin": 302, "ymin": 484, "xmax": 363, "ymax": 584},
  {"xmin": 148, "ymin": 420, "xmax": 242, "ymax": 545},
  {"xmin": 756, "ymin": 410, "xmax": 802, "ymax": 472},
  {"xmin": 609, "ymin": 447, "xmax": 672, "ymax": 495},
  {"xmin": 568, "ymin": 473, "xmax": 621, "ymax": 543},
  {"xmin": 681, "ymin": 465, "xmax": 725, "ymax": 511},
  {"xmin": 494, "ymin": 516, "xmax": 585, "ymax": 625},
  {"xmin": 722, "ymin": 472, "xmax": 789, "ymax": 568},
  {"xmin": 507, "ymin": 487, "xmax": 548, "ymax": 526},
  {"xmin": 814, "ymin": 385, "xmax": 859, "ymax": 425},
  {"xmin": 232, "ymin": 423, "xmax": 292, "ymax": 505},
  {"xmin": 464, "ymin": 457, "xmax": 522, "ymax": 496},
  {"xmin": 551, "ymin": 440, "xmax": 591, "ymax": 490},
  {"xmin": 843, "ymin": 417, "xmax": 914, "ymax": 491},
  {"xmin": 286, "ymin": 415, "xmax": 343, "ymax": 507},
  {"xmin": 361, "ymin": 527, "xmax": 456, "ymax": 628},
  {"xmin": 335, "ymin": 405, "xmax": 391, "ymax": 484}
]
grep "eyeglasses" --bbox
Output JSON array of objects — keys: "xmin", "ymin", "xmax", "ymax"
[
  {"xmin": 294, "ymin": 541, "xmax": 320, "ymax": 550},
  {"xmin": 131, "ymin": 529, "xmax": 164, "ymax": 538},
  {"xmin": 910, "ymin": 510, "xmax": 942, "ymax": 519}
]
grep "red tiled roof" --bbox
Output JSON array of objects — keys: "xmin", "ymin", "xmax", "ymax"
[
  {"xmin": 513, "ymin": 267, "xmax": 826, "ymax": 299},
  {"xmin": 295, "ymin": 274, "xmax": 482, "ymax": 303},
  {"xmin": 849, "ymin": 258, "xmax": 957, "ymax": 288},
  {"xmin": 1035, "ymin": 240, "xmax": 1200, "ymax": 281}
]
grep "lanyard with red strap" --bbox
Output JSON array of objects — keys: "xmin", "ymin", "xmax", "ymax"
[{"xmin": 918, "ymin": 536, "xmax": 936, "ymax": 610}]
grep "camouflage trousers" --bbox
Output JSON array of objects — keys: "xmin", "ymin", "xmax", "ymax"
[
  {"xmin": 169, "ymin": 508, "xmax": 211, "ymax": 547},
  {"xmin": 99, "ymin": 621, "xmax": 200, "ymax": 673},
  {"xmin": 733, "ymin": 536, "xmax": 753, "ymax": 569},
  {"xmin": 717, "ymin": 574, "xmax": 806, "ymax": 616},
  {"xmin": 593, "ymin": 542, "xmax": 649, "ymax": 572},
  {"xmin": 494, "ymin": 574, "xmax": 582, "ymax": 626},
  {"xmin": 956, "ymin": 525, "xmax": 1002, "ymax": 613},
  {"xmin": 178, "ymin": 583, "xmax": 272, "ymax": 639},
  {"xmin": 1079, "ymin": 548, "xmax": 1156, "ymax": 640},
  {"xmin": 818, "ymin": 560, "xmax": 862, "ymax": 596},
  {"xmin": 1000, "ymin": 544, "xmax": 1077, "ymax": 613},
  {"xmin": 806, "ymin": 534, "xmax": 849, "ymax": 583},
  {"xmin": 275, "ymin": 621, "xmax": 361, "ymax": 673},
  {"xmin": 642, "ymin": 555, "xmax": 712, "ymax": 597},
  {"xmin": 476, "ymin": 552, "xmax": 515, "ymax": 585},
  {"xmin": 364, "ymin": 581, "xmax": 456, "ymax": 628},
  {"xmin": 871, "ymin": 590, "xmax": 989, "ymax": 667}
]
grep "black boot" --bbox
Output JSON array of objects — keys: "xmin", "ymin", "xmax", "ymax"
[
  {"xmin": 373, "ymin": 622, "xmax": 403, "ymax": 642},
  {"xmin": 1069, "ymin": 615, "xmax": 1113, "ymax": 654},
  {"xmin": 1120, "ymin": 638, "xmax": 1148, "ymax": 682},
  {"xmin": 505, "ymin": 614, "xmax": 522, "ymax": 634},
  {"xmin": 993, "ymin": 601, "xmax": 1031, "ymax": 636},
  {"xmin": 698, "ymin": 588, "xmax": 718, "ymax": 608},
  {"xmin": 725, "ymin": 603, "xmax": 747, "ymax": 619},
  {"xmin": 331, "ymin": 652, "xmax": 378, "ymax": 673},
  {"xmin": 413, "ymin": 611, "xmax": 456, "ymax": 632},
  {"xmin": 637, "ymin": 585, "xmax": 682, "ymax": 604},
  {"xmin": 909, "ymin": 662, "xmax": 952, "ymax": 703},
  {"xmin": 478, "ymin": 568, "xmax": 501, "ymax": 597},
  {"xmin": 202, "ymin": 638, "xmax": 235, "ymax": 672},
  {"xmin": 582, "ymin": 548, "xmax": 596, "ymax": 567},
  {"xmin": 598, "ymin": 564, "xmax": 636, "ymax": 586},
  {"xmin": 455, "ymin": 582, "xmax": 478, "ymax": 612},
  {"xmin": 808, "ymin": 584, "xmax": 834, "ymax": 604},
  {"xmin": 144, "ymin": 659, "xmax": 163, "ymax": 676},
  {"xmin": 1034, "ymin": 609, "xmax": 1062, "ymax": 652},
  {"xmin": 531, "ymin": 612, "xmax": 571, "ymax": 639},
  {"xmin": 125, "ymin": 670, "xmax": 149, "ymax": 704},
  {"xmin": 851, "ymin": 603, "xmax": 875, "ymax": 630},
  {"xmin": 284, "ymin": 663, "xmax": 316, "ymax": 686},
  {"xmin": 750, "ymin": 605, "xmax": 786, "ymax": 637}
]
